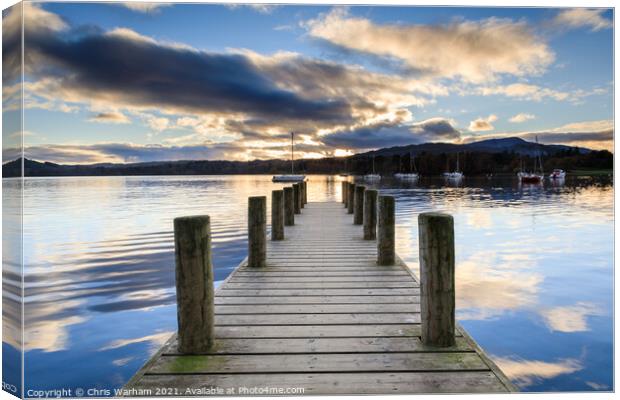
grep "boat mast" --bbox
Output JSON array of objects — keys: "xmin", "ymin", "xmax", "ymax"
[
  {"xmin": 291, "ymin": 132, "xmax": 294, "ymax": 174},
  {"xmin": 535, "ymin": 135, "xmax": 543, "ymax": 174}
]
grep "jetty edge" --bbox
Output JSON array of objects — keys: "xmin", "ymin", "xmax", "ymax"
[{"xmin": 122, "ymin": 182, "xmax": 517, "ymax": 395}]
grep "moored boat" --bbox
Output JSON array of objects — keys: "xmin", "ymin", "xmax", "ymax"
[
  {"xmin": 273, "ymin": 132, "xmax": 306, "ymax": 182},
  {"xmin": 518, "ymin": 136, "xmax": 544, "ymax": 184},
  {"xmin": 549, "ymin": 169, "xmax": 566, "ymax": 180},
  {"xmin": 395, "ymin": 152, "xmax": 419, "ymax": 180},
  {"xmin": 363, "ymin": 155, "xmax": 381, "ymax": 181}
]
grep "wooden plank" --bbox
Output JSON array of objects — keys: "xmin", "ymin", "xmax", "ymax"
[
  {"xmin": 223, "ymin": 282, "xmax": 418, "ymax": 289},
  {"xmin": 211, "ymin": 324, "xmax": 429, "ymax": 338},
  {"xmin": 215, "ymin": 313, "xmax": 420, "ymax": 325},
  {"xmin": 236, "ymin": 267, "xmax": 404, "ymax": 272},
  {"xmin": 235, "ymin": 271, "xmax": 408, "ymax": 276},
  {"xmin": 129, "ymin": 371, "xmax": 507, "ymax": 394},
  {"xmin": 150, "ymin": 352, "xmax": 488, "ymax": 374},
  {"xmin": 215, "ymin": 295, "xmax": 419, "ymax": 305},
  {"xmin": 218, "ymin": 288, "xmax": 419, "ymax": 296},
  {"xmin": 214, "ymin": 303, "xmax": 420, "ymax": 314},
  {"xmin": 161, "ymin": 337, "xmax": 473, "ymax": 355},
  {"xmin": 228, "ymin": 276, "xmax": 413, "ymax": 282}
]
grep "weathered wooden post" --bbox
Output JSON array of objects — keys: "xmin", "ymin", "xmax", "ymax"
[
  {"xmin": 271, "ymin": 190, "xmax": 284, "ymax": 241},
  {"xmin": 377, "ymin": 195, "xmax": 395, "ymax": 265},
  {"xmin": 300, "ymin": 181, "xmax": 305, "ymax": 209},
  {"xmin": 248, "ymin": 196, "xmax": 267, "ymax": 268},
  {"xmin": 418, "ymin": 212, "xmax": 455, "ymax": 347},
  {"xmin": 363, "ymin": 189, "xmax": 378, "ymax": 240},
  {"xmin": 283, "ymin": 187, "xmax": 294, "ymax": 226},
  {"xmin": 347, "ymin": 183, "xmax": 355, "ymax": 214},
  {"xmin": 303, "ymin": 181, "xmax": 308, "ymax": 205},
  {"xmin": 293, "ymin": 184, "xmax": 301, "ymax": 214},
  {"xmin": 173, "ymin": 215, "xmax": 214, "ymax": 353},
  {"xmin": 341, "ymin": 181, "xmax": 347, "ymax": 204},
  {"xmin": 354, "ymin": 185, "xmax": 366, "ymax": 225}
]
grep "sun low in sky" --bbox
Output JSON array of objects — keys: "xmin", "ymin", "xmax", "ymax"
[{"xmin": 2, "ymin": 2, "xmax": 614, "ymax": 164}]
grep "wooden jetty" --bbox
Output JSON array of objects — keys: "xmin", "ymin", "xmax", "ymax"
[{"xmin": 124, "ymin": 183, "xmax": 516, "ymax": 395}]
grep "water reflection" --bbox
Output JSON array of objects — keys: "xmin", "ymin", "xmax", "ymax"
[{"xmin": 2, "ymin": 174, "xmax": 613, "ymax": 393}]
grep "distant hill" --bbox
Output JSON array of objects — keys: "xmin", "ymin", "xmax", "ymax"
[
  {"xmin": 2, "ymin": 137, "xmax": 609, "ymax": 178},
  {"xmin": 363, "ymin": 137, "xmax": 590, "ymax": 158}
]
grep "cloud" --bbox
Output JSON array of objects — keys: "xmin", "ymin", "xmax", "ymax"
[
  {"xmin": 17, "ymin": 143, "xmax": 244, "ymax": 164},
  {"xmin": 509, "ymin": 113, "xmax": 535, "ymax": 123},
  {"xmin": 456, "ymin": 251, "xmax": 542, "ymax": 321},
  {"xmin": 100, "ymin": 331, "xmax": 173, "ymax": 352},
  {"xmin": 475, "ymin": 83, "xmax": 572, "ymax": 102},
  {"xmin": 553, "ymin": 8, "xmax": 612, "ymax": 32},
  {"xmin": 321, "ymin": 118, "xmax": 460, "ymax": 150},
  {"xmin": 120, "ymin": 2, "xmax": 170, "ymax": 13},
  {"xmin": 305, "ymin": 8, "xmax": 554, "ymax": 83},
  {"xmin": 88, "ymin": 112, "xmax": 130, "ymax": 124},
  {"xmin": 468, "ymin": 114, "xmax": 497, "ymax": 132},
  {"xmin": 17, "ymin": 12, "xmax": 354, "ymax": 127},
  {"xmin": 539, "ymin": 302, "xmax": 603, "ymax": 332},
  {"xmin": 493, "ymin": 356, "xmax": 583, "ymax": 388},
  {"xmin": 227, "ymin": 4, "xmax": 279, "ymax": 14}
]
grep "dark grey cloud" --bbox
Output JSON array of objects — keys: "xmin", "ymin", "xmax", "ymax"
[
  {"xmin": 524, "ymin": 130, "xmax": 613, "ymax": 143},
  {"xmin": 21, "ymin": 20, "xmax": 354, "ymax": 124},
  {"xmin": 322, "ymin": 118, "xmax": 461, "ymax": 149}
]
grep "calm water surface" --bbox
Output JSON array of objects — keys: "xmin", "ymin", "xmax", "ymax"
[{"xmin": 2, "ymin": 175, "xmax": 613, "ymax": 393}]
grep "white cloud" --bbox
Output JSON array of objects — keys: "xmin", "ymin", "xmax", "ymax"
[
  {"xmin": 476, "ymin": 83, "xmax": 571, "ymax": 102},
  {"xmin": 468, "ymin": 114, "xmax": 498, "ymax": 132},
  {"xmin": 121, "ymin": 2, "xmax": 170, "ymax": 14},
  {"xmin": 553, "ymin": 8, "xmax": 612, "ymax": 32},
  {"xmin": 493, "ymin": 356, "xmax": 583, "ymax": 388},
  {"xmin": 509, "ymin": 113, "xmax": 536, "ymax": 123},
  {"xmin": 305, "ymin": 8, "xmax": 554, "ymax": 83},
  {"xmin": 539, "ymin": 302, "xmax": 603, "ymax": 333}
]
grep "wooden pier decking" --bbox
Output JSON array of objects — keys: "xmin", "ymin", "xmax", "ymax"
[{"xmin": 124, "ymin": 201, "xmax": 516, "ymax": 395}]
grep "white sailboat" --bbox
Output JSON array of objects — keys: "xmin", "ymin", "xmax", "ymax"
[
  {"xmin": 443, "ymin": 152, "xmax": 464, "ymax": 180},
  {"xmin": 395, "ymin": 152, "xmax": 419, "ymax": 180},
  {"xmin": 272, "ymin": 132, "xmax": 306, "ymax": 182},
  {"xmin": 364, "ymin": 155, "xmax": 381, "ymax": 181}
]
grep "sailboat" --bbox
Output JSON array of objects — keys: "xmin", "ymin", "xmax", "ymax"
[
  {"xmin": 272, "ymin": 132, "xmax": 306, "ymax": 182},
  {"xmin": 395, "ymin": 152, "xmax": 419, "ymax": 180},
  {"xmin": 339, "ymin": 152, "xmax": 351, "ymax": 177},
  {"xmin": 443, "ymin": 152, "xmax": 464, "ymax": 180},
  {"xmin": 518, "ymin": 136, "xmax": 544, "ymax": 184},
  {"xmin": 364, "ymin": 155, "xmax": 381, "ymax": 181}
]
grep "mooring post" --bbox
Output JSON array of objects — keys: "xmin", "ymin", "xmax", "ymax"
[
  {"xmin": 271, "ymin": 190, "xmax": 284, "ymax": 241},
  {"xmin": 341, "ymin": 181, "xmax": 347, "ymax": 204},
  {"xmin": 300, "ymin": 181, "xmax": 305, "ymax": 209},
  {"xmin": 293, "ymin": 184, "xmax": 301, "ymax": 214},
  {"xmin": 377, "ymin": 195, "xmax": 395, "ymax": 265},
  {"xmin": 283, "ymin": 187, "xmax": 294, "ymax": 226},
  {"xmin": 173, "ymin": 215, "xmax": 214, "ymax": 353},
  {"xmin": 303, "ymin": 181, "xmax": 308, "ymax": 205},
  {"xmin": 354, "ymin": 185, "xmax": 366, "ymax": 225},
  {"xmin": 347, "ymin": 183, "xmax": 355, "ymax": 214},
  {"xmin": 363, "ymin": 189, "xmax": 378, "ymax": 240},
  {"xmin": 248, "ymin": 196, "xmax": 267, "ymax": 268},
  {"xmin": 418, "ymin": 212, "xmax": 456, "ymax": 347}
]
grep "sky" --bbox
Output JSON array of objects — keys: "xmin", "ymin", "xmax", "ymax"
[{"xmin": 1, "ymin": 2, "xmax": 614, "ymax": 164}]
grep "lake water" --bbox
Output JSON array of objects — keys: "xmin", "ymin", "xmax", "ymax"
[{"xmin": 2, "ymin": 175, "xmax": 613, "ymax": 394}]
